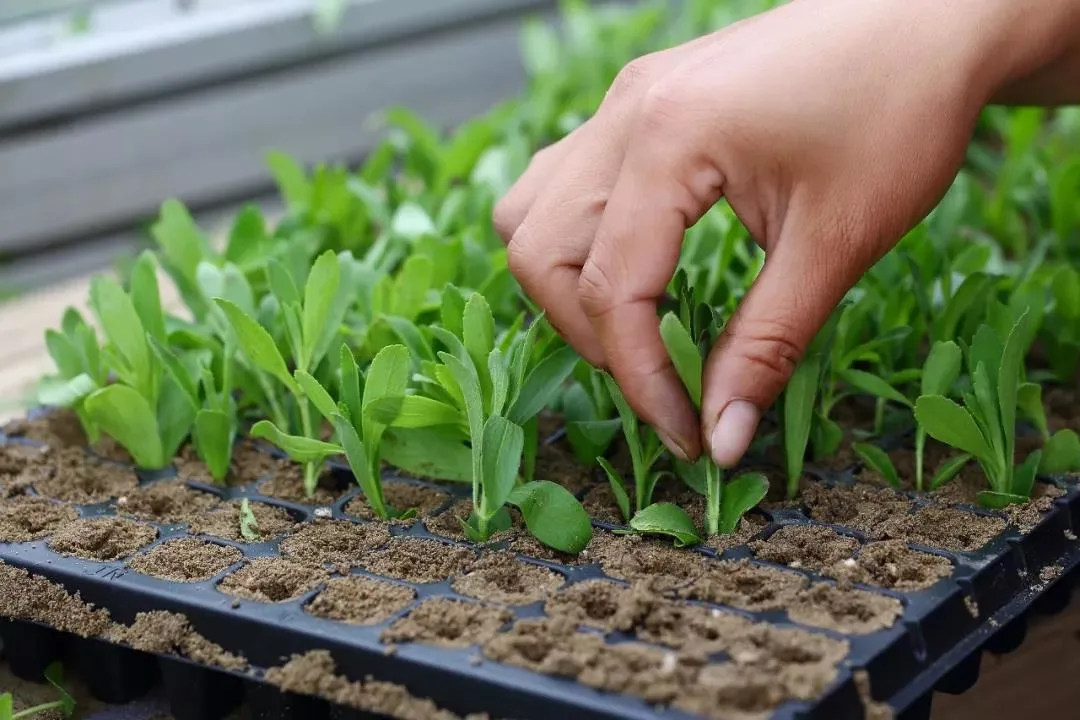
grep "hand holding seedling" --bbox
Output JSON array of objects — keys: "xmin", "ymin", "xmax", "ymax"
[{"xmin": 494, "ymin": 0, "xmax": 1080, "ymax": 469}]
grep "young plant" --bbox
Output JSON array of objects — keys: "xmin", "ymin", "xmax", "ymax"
[
  {"xmin": 37, "ymin": 307, "xmax": 107, "ymax": 443},
  {"xmin": 659, "ymin": 290, "xmax": 768, "ymax": 537},
  {"xmin": 915, "ymin": 311, "xmax": 1042, "ymax": 507},
  {"xmin": 239, "ymin": 498, "xmax": 260, "ymax": 541},
  {"xmin": 1016, "ymin": 381, "xmax": 1080, "ymax": 476},
  {"xmin": 559, "ymin": 362, "xmax": 621, "ymax": 466},
  {"xmin": 0, "ymin": 663, "xmax": 74, "ymax": 720}
]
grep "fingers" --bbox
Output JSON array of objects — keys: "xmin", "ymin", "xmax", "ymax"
[
  {"xmin": 700, "ymin": 207, "xmax": 860, "ymax": 468},
  {"xmin": 492, "ymin": 133, "xmax": 576, "ymax": 243},
  {"xmin": 578, "ymin": 90, "xmax": 726, "ymax": 461}
]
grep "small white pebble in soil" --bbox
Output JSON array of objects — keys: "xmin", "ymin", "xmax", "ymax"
[
  {"xmin": 660, "ymin": 653, "xmax": 677, "ymax": 675},
  {"xmin": 885, "ymin": 562, "xmax": 898, "ymax": 576},
  {"xmin": 842, "ymin": 558, "xmax": 858, "ymax": 568},
  {"xmin": 117, "ymin": 497, "xmax": 128, "ymax": 506},
  {"xmin": 733, "ymin": 650, "xmax": 762, "ymax": 664},
  {"xmin": 313, "ymin": 507, "xmax": 332, "ymax": 519},
  {"xmin": 789, "ymin": 560, "xmax": 802, "ymax": 569},
  {"xmin": 1066, "ymin": 530, "xmax": 1078, "ymax": 541},
  {"xmin": 710, "ymin": 608, "xmax": 722, "ymax": 618}
]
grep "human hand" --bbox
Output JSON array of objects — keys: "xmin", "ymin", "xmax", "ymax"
[{"xmin": 494, "ymin": 0, "xmax": 1078, "ymax": 467}]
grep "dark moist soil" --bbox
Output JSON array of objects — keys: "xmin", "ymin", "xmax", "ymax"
[
  {"xmin": 217, "ymin": 558, "xmax": 329, "ymax": 602},
  {"xmin": 188, "ymin": 499, "xmax": 296, "ymax": 542},
  {"xmin": 256, "ymin": 466, "xmax": 345, "ymax": 505},
  {"xmin": 799, "ymin": 482, "xmax": 914, "ymax": 538},
  {"xmin": 360, "ymin": 538, "xmax": 475, "ymax": 584},
  {"xmin": 581, "ymin": 482, "xmax": 627, "ymax": 524},
  {"xmin": 585, "ymin": 531, "xmax": 707, "ymax": 591},
  {"xmin": 117, "ymin": 479, "xmax": 221, "ymax": 524},
  {"xmin": 344, "ymin": 481, "xmax": 450, "ymax": 524},
  {"xmin": 876, "ymin": 505, "xmax": 1006, "ymax": 552},
  {"xmin": 264, "ymin": 650, "xmax": 489, "ymax": 720},
  {"xmin": 128, "ymin": 538, "xmax": 243, "ymax": 582},
  {"xmin": 382, "ymin": 598, "xmax": 512, "ymax": 648},
  {"xmin": 0, "ymin": 561, "xmax": 114, "ymax": 637},
  {"xmin": 750, "ymin": 525, "xmax": 860, "ymax": 573},
  {"xmin": 786, "ymin": 583, "xmax": 903, "ymax": 635},
  {"xmin": 21, "ymin": 446, "xmax": 138, "ymax": 504},
  {"xmin": 450, "ymin": 551, "xmax": 564, "ymax": 605},
  {"xmin": 826, "ymin": 540, "xmax": 953, "ymax": 591},
  {"xmin": 306, "ymin": 576, "xmax": 416, "ymax": 625},
  {"xmin": 279, "ymin": 520, "xmax": 391, "ymax": 574},
  {"xmin": 679, "ymin": 560, "xmax": 808, "ymax": 612},
  {"xmin": 48, "ymin": 517, "xmax": 157, "ymax": 560},
  {"xmin": 106, "ymin": 610, "xmax": 247, "ymax": 670},
  {"xmin": 0, "ymin": 496, "xmax": 78, "ymax": 542}
]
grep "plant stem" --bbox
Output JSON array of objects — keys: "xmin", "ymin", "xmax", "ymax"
[
  {"xmin": 632, "ymin": 434, "xmax": 647, "ymax": 514},
  {"xmin": 297, "ymin": 393, "xmax": 318, "ymax": 498},
  {"xmin": 704, "ymin": 461, "xmax": 722, "ymax": 536},
  {"xmin": 13, "ymin": 701, "xmax": 65, "ymax": 719},
  {"xmin": 915, "ymin": 428, "xmax": 926, "ymax": 492}
]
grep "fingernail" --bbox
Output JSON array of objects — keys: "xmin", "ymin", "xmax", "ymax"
[
  {"xmin": 656, "ymin": 429, "xmax": 691, "ymax": 463},
  {"xmin": 709, "ymin": 400, "xmax": 761, "ymax": 468}
]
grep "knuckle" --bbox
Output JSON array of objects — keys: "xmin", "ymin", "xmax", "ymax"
[
  {"xmin": 606, "ymin": 54, "xmax": 658, "ymax": 105},
  {"xmin": 636, "ymin": 80, "xmax": 687, "ymax": 137},
  {"xmin": 506, "ymin": 230, "xmax": 539, "ymax": 282},
  {"xmin": 492, "ymin": 196, "xmax": 521, "ymax": 242},
  {"xmin": 577, "ymin": 259, "xmax": 617, "ymax": 318}
]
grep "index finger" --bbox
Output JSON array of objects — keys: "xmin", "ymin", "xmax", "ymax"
[{"xmin": 578, "ymin": 100, "xmax": 724, "ymax": 460}]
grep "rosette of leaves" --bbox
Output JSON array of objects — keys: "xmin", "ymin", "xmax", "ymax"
[{"xmin": 368, "ymin": 289, "xmax": 591, "ymax": 552}]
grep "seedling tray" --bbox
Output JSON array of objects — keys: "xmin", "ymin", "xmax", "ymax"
[{"xmin": 1, "ymin": 421, "xmax": 1079, "ymax": 720}]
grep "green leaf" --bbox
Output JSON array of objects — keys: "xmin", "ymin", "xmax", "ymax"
[
  {"xmin": 151, "ymin": 199, "xmax": 211, "ymax": 286},
  {"xmin": 840, "ymin": 369, "xmax": 912, "ymax": 408},
  {"xmin": 929, "ymin": 453, "xmax": 971, "ymax": 490},
  {"xmin": 659, "ymin": 312, "xmax": 702, "ymax": 407},
  {"xmin": 977, "ymin": 490, "xmax": 1031, "ymax": 509},
  {"xmin": 442, "ymin": 353, "xmax": 485, "ymax": 449},
  {"xmin": 364, "ymin": 395, "xmax": 463, "ymax": 429},
  {"xmin": 225, "ymin": 205, "xmax": 268, "ymax": 265},
  {"xmin": 250, "ymin": 420, "xmax": 339, "ymax": 464},
  {"xmin": 997, "ymin": 310, "xmax": 1032, "ymax": 469},
  {"xmin": 239, "ymin": 498, "xmax": 260, "ymax": 541},
  {"xmin": 194, "ymin": 409, "xmax": 234, "ymax": 484},
  {"xmin": 463, "ymin": 293, "xmax": 495, "ymax": 402},
  {"xmin": 508, "ymin": 345, "xmax": 580, "ymax": 425},
  {"xmin": 1040, "ymin": 430, "xmax": 1080, "ymax": 476},
  {"xmin": 389, "ymin": 254, "xmax": 433, "ymax": 320},
  {"xmin": 1017, "ymin": 382, "xmax": 1049, "ymax": 439},
  {"xmin": 85, "ymin": 386, "xmax": 164, "ymax": 469},
  {"xmin": 597, "ymin": 457, "xmax": 631, "ymax": 523},
  {"xmin": 157, "ymin": 374, "xmax": 197, "ymax": 461},
  {"xmin": 629, "ymin": 503, "xmax": 701, "ymax": 547},
  {"xmin": 295, "ymin": 370, "xmax": 338, "ymax": 425},
  {"xmin": 441, "ymin": 286, "xmax": 467, "ymax": 338},
  {"xmin": 301, "ymin": 251, "xmax": 341, "ymax": 370},
  {"xmin": 362, "ymin": 344, "xmax": 412, "ymax": 448},
  {"xmin": 266, "ymin": 150, "xmax": 311, "ymax": 209},
  {"xmin": 266, "ymin": 259, "xmax": 302, "ymax": 309},
  {"xmin": 783, "ymin": 356, "xmax": 820, "ymax": 498},
  {"xmin": 333, "ymin": 413, "xmax": 387, "ymax": 517},
  {"xmin": 382, "ymin": 428, "xmax": 472, "ymax": 482},
  {"xmin": 37, "ymin": 373, "xmax": 98, "ymax": 408},
  {"xmin": 45, "ymin": 329, "xmax": 84, "ymax": 379},
  {"xmin": 129, "ymin": 251, "xmax": 167, "ymax": 344},
  {"xmin": 852, "ymin": 442, "xmax": 900, "ymax": 489},
  {"xmin": 391, "ymin": 202, "xmax": 436, "ymax": 239},
  {"xmin": 90, "ymin": 276, "xmax": 151, "ymax": 396},
  {"xmin": 147, "ymin": 335, "xmax": 199, "ymax": 408},
  {"xmin": 44, "ymin": 662, "xmax": 75, "ymax": 716},
  {"xmin": 488, "ymin": 349, "xmax": 510, "ymax": 417},
  {"xmin": 0, "ymin": 693, "xmax": 10, "ymax": 720},
  {"xmin": 507, "ymin": 481, "xmax": 593, "ymax": 554},
  {"xmin": 215, "ymin": 299, "xmax": 297, "ymax": 392},
  {"xmin": 719, "ymin": 472, "xmax": 769, "ymax": 535},
  {"xmin": 566, "ymin": 418, "xmax": 621, "ymax": 465},
  {"xmin": 339, "ymin": 344, "xmax": 363, "ymax": 427},
  {"xmin": 915, "ymin": 395, "xmax": 995, "ymax": 461},
  {"xmin": 479, "ymin": 416, "xmax": 524, "ymax": 518}
]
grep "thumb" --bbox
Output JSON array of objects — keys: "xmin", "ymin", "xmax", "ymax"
[{"xmin": 701, "ymin": 236, "xmax": 856, "ymax": 468}]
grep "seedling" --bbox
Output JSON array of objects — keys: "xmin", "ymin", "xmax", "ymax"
[
  {"xmin": 0, "ymin": 663, "xmax": 75, "ymax": 720},
  {"xmin": 1016, "ymin": 381, "xmax": 1080, "ymax": 476},
  {"xmin": 559, "ymin": 362, "xmax": 621, "ymax": 466},
  {"xmin": 239, "ymin": 498, "xmax": 260, "ymax": 541},
  {"xmin": 658, "ymin": 277, "xmax": 768, "ymax": 538},
  {"xmin": 915, "ymin": 311, "xmax": 1042, "ymax": 507},
  {"xmin": 38, "ymin": 307, "xmax": 107, "ymax": 443}
]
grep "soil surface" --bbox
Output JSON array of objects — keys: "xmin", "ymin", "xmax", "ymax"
[
  {"xmin": 128, "ymin": 538, "xmax": 243, "ymax": 582},
  {"xmin": 382, "ymin": 598, "xmax": 512, "ymax": 648},
  {"xmin": 0, "ymin": 561, "xmax": 113, "ymax": 637},
  {"xmin": 544, "ymin": 580, "xmax": 627, "ymax": 630},
  {"xmin": 188, "ymin": 499, "xmax": 296, "ymax": 542},
  {"xmin": 118, "ymin": 479, "xmax": 221, "ymax": 524},
  {"xmin": 48, "ymin": 517, "xmax": 157, "ymax": 560},
  {"xmin": 257, "ymin": 468, "xmax": 345, "ymax": 505},
  {"xmin": 423, "ymin": 499, "xmax": 524, "ymax": 543},
  {"xmin": 800, "ymin": 482, "xmax": 914, "ymax": 538},
  {"xmin": 0, "ymin": 496, "xmax": 78, "ymax": 542},
  {"xmin": 344, "ymin": 481, "xmax": 450, "ymax": 523},
  {"xmin": 107, "ymin": 610, "xmax": 247, "ymax": 670},
  {"xmin": 306, "ymin": 575, "xmax": 416, "ymax": 625},
  {"xmin": 451, "ymin": 551, "xmax": 564, "ymax": 605},
  {"xmin": 176, "ymin": 440, "xmax": 289, "ymax": 486},
  {"xmin": 787, "ymin": 583, "xmax": 904, "ymax": 635},
  {"xmin": 360, "ymin": 538, "xmax": 475, "ymax": 584},
  {"xmin": 876, "ymin": 505, "xmax": 1006, "ymax": 553},
  {"xmin": 828, "ymin": 540, "xmax": 954, "ymax": 591},
  {"xmin": 218, "ymin": 558, "xmax": 330, "ymax": 602},
  {"xmin": 22, "ymin": 446, "xmax": 138, "ymax": 503},
  {"xmin": 750, "ymin": 525, "xmax": 860, "ymax": 572},
  {"xmin": 586, "ymin": 532, "xmax": 707, "ymax": 591},
  {"xmin": 679, "ymin": 559, "xmax": 808, "ymax": 612},
  {"xmin": 279, "ymin": 519, "xmax": 391, "ymax": 574}
]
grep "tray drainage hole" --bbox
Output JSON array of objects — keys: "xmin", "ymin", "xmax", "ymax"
[{"xmin": 218, "ymin": 558, "xmax": 330, "ymax": 603}]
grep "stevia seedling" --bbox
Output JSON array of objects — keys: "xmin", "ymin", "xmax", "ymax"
[
  {"xmin": 0, "ymin": 663, "xmax": 75, "ymax": 720},
  {"xmin": 559, "ymin": 362, "xmax": 621, "ymax": 467},
  {"xmin": 239, "ymin": 498, "xmax": 260, "ymax": 541}
]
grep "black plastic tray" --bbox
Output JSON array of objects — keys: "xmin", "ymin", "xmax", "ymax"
[{"xmin": 2, "ymin": 420, "xmax": 1078, "ymax": 720}]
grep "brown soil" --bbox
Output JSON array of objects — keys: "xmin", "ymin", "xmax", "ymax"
[
  {"xmin": 344, "ymin": 481, "xmax": 449, "ymax": 523},
  {"xmin": 545, "ymin": 580, "xmax": 628, "ymax": 630},
  {"xmin": 0, "ymin": 561, "xmax": 113, "ymax": 637},
  {"xmin": 382, "ymin": 598, "xmax": 512, "ymax": 648},
  {"xmin": 679, "ymin": 560, "xmax": 809, "ymax": 612},
  {"xmin": 586, "ymin": 531, "xmax": 707, "ymax": 591},
  {"xmin": 279, "ymin": 520, "xmax": 391, "ymax": 574},
  {"xmin": 505, "ymin": 532, "xmax": 583, "ymax": 564},
  {"xmin": 4, "ymin": 409, "xmax": 89, "ymax": 449},
  {"xmin": 826, "ymin": 540, "xmax": 953, "ymax": 591},
  {"xmin": 787, "ymin": 584, "xmax": 903, "ymax": 635},
  {"xmin": 117, "ymin": 479, "xmax": 221, "ymax": 523},
  {"xmin": 0, "ymin": 496, "xmax": 78, "ymax": 542},
  {"xmin": 1045, "ymin": 387, "xmax": 1080, "ymax": 433},
  {"xmin": 48, "ymin": 517, "xmax": 157, "ymax": 560},
  {"xmin": 535, "ymin": 430, "xmax": 597, "ymax": 496},
  {"xmin": 264, "ymin": 650, "xmax": 488, "ymax": 720},
  {"xmin": 877, "ymin": 505, "xmax": 1006, "ymax": 552},
  {"xmin": 188, "ymin": 499, "xmax": 296, "ymax": 542},
  {"xmin": 750, "ymin": 525, "xmax": 860, "ymax": 572},
  {"xmin": 306, "ymin": 576, "xmax": 416, "ymax": 625},
  {"xmin": 711, "ymin": 515, "xmax": 770, "ymax": 554},
  {"xmin": 106, "ymin": 610, "xmax": 246, "ymax": 670},
  {"xmin": 257, "ymin": 467, "xmax": 344, "ymax": 505},
  {"xmin": 217, "ymin": 558, "xmax": 329, "ymax": 602},
  {"xmin": 128, "ymin": 538, "xmax": 243, "ymax": 582},
  {"xmin": 800, "ymin": 482, "xmax": 914, "ymax": 539},
  {"xmin": 360, "ymin": 538, "xmax": 475, "ymax": 584},
  {"xmin": 0, "ymin": 444, "xmax": 40, "ymax": 497},
  {"xmin": 175, "ymin": 440, "xmax": 291, "ymax": 486},
  {"xmin": 581, "ymin": 483, "xmax": 628, "ymax": 524},
  {"xmin": 1004, "ymin": 483, "xmax": 1066, "ymax": 533},
  {"xmin": 854, "ymin": 669, "xmax": 895, "ymax": 720},
  {"xmin": 21, "ymin": 446, "xmax": 138, "ymax": 504},
  {"xmin": 451, "ymin": 551, "xmax": 563, "ymax": 605}
]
